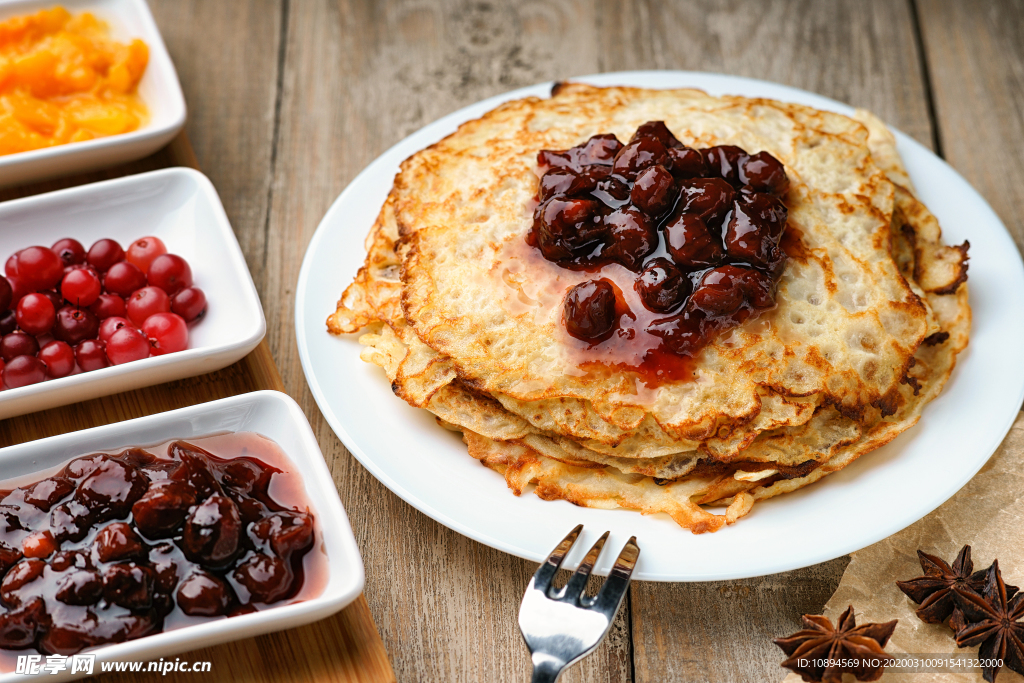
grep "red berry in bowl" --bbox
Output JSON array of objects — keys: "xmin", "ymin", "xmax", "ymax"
[
  {"xmin": 86, "ymin": 239, "xmax": 124, "ymax": 273},
  {"xmin": 127, "ymin": 286, "xmax": 170, "ymax": 327},
  {"xmin": 3, "ymin": 355, "xmax": 46, "ymax": 388},
  {"xmin": 39, "ymin": 341, "xmax": 74, "ymax": 378},
  {"xmin": 99, "ymin": 316, "xmax": 133, "ymax": 344},
  {"xmin": 89, "ymin": 293, "xmax": 127, "ymax": 320},
  {"xmin": 61, "ymin": 268, "xmax": 102, "ymax": 307},
  {"xmin": 0, "ymin": 276, "xmax": 11, "ymax": 311},
  {"xmin": 1, "ymin": 331, "xmax": 39, "ymax": 361},
  {"xmin": 17, "ymin": 246, "xmax": 63, "ymax": 290},
  {"xmin": 75, "ymin": 339, "xmax": 108, "ymax": 372},
  {"xmin": 4, "ymin": 252, "xmax": 19, "ymax": 278},
  {"xmin": 106, "ymin": 327, "xmax": 150, "ymax": 365},
  {"xmin": 170, "ymin": 287, "xmax": 206, "ymax": 323},
  {"xmin": 103, "ymin": 261, "xmax": 147, "ymax": 297},
  {"xmin": 126, "ymin": 236, "xmax": 167, "ymax": 273},
  {"xmin": 0, "ymin": 310, "xmax": 15, "ymax": 336},
  {"xmin": 40, "ymin": 290, "xmax": 63, "ymax": 311},
  {"xmin": 6, "ymin": 275, "xmax": 31, "ymax": 305},
  {"xmin": 51, "ymin": 238, "xmax": 86, "ymax": 267},
  {"xmin": 15, "ymin": 293, "xmax": 56, "ymax": 335},
  {"xmin": 147, "ymin": 254, "xmax": 192, "ymax": 295},
  {"xmin": 53, "ymin": 306, "xmax": 100, "ymax": 345},
  {"xmin": 142, "ymin": 313, "xmax": 188, "ymax": 356}
]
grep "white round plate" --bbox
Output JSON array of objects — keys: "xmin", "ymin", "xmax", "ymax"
[{"xmin": 296, "ymin": 71, "xmax": 1024, "ymax": 581}]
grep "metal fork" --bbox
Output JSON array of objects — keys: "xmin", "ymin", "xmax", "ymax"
[{"xmin": 518, "ymin": 525, "xmax": 640, "ymax": 683}]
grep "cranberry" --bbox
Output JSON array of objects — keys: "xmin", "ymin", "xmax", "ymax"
[
  {"xmin": 678, "ymin": 178, "xmax": 736, "ymax": 229},
  {"xmin": 55, "ymin": 569, "xmax": 103, "ymax": 605},
  {"xmin": 99, "ymin": 316, "xmax": 133, "ymax": 343},
  {"xmin": 0, "ymin": 310, "xmax": 15, "ymax": 335},
  {"xmin": 61, "ymin": 267, "xmax": 102, "ymax": 307},
  {"xmin": 3, "ymin": 355, "xmax": 47, "ymax": 388},
  {"xmin": 612, "ymin": 137, "xmax": 671, "ymax": 181},
  {"xmin": 233, "ymin": 553, "xmax": 292, "ymax": 604},
  {"xmin": 0, "ymin": 596, "xmax": 45, "ymax": 648},
  {"xmin": 75, "ymin": 339, "xmax": 109, "ymax": 372},
  {"xmin": 125, "ymin": 236, "xmax": 167, "ymax": 273},
  {"xmin": 690, "ymin": 266, "xmax": 774, "ymax": 315},
  {"xmin": 106, "ymin": 326, "xmax": 150, "ymax": 365},
  {"xmin": 103, "ymin": 261, "xmax": 147, "ymax": 297},
  {"xmin": 89, "ymin": 292, "xmax": 126, "ymax": 320},
  {"xmin": 50, "ymin": 549, "xmax": 90, "ymax": 572},
  {"xmin": 75, "ymin": 457, "xmax": 148, "ymax": 520},
  {"xmin": 635, "ymin": 258, "xmax": 692, "ymax": 313},
  {"xmin": 630, "ymin": 164, "xmax": 677, "ymax": 216},
  {"xmin": 175, "ymin": 570, "xmax": 235, "ymax": 616},
  {"xmin": 52, "ymin": 238, "xmax": 87, "ymax": 266},
  {"xmin": 147, "ymin": 254, "xmax": 193, "ymax": 295},
  {"xmin": 702, "ymin": 145, "xmax": 748, "ymax": 184},
  {"xmin": 182, "ymin": 494, "xmax": 242, "ymax": 568},
  {"xmin": 664, "ymin": 212, "xmax": 725, "ymax": 269},
  {"xmin": 142, "ymin": 312, "xmax": 188, "ymax": 355},
  {"xmin": 0, "ymin": 339, "xmax": 29, "ymax": 372},
  {"xmin": 724, "ymin": 193, "xmax": 788, "ymax": 269},
  {"xmin": 251, "ymin": 512, "xmax": 315, "ymax": 557},
  {"xmin": 171, "ymin": 287, "xmax": 207, "ymax": 323},
  {"xmin": 21, "ymin": 530, "xmax": 57, "ymax": 558},
  {"xmin": 102, "ymin": 562, "xmax": 154, "ymax": 609},
  {"xmin": 126, "ymin": 286, "xmax": 170, "ymax": 326},
  {"xmin": 15, "ymin": 292, "xmax": 55, "ymax": 335},
  {"xmin": 93, "ymin": 522, "xmax": 146, "ymax": 563},
  {"xmin": 50, "ymin": 500, "xmax": 95, "ymax": 543},
  {"xmin": 667, "ymin": 146, "xmax": 707, "ymax": 179},
  {"xmin": 740, "ymin": 151, "xmax": 789, "ymax": 195},
  {"xmin": 563, "ymin": 279, "xmax": 618, "ymax": 342},
  {"xmin": 601, "ymin": 206, "xmax": 657, "ymax": 271},
  {"xmin": 17, "ymin": 246, "xmax": 63, "ymax": 290},
  {"xmin": 533, "ymin": 198, "xmax": 605, "ymax": 260},
  {"xmin": 539, "ymin": 133, "xmax": 622, "ymax": 170},
  {"xmin": 0, "ymin": 558, "xmax": 45, "ymax": 606},
  {"xmin": 53, "ymin": 306, "xmax": 100, "ymax": 345},
  {"xmin": 630, "ymin": 120, "xmax": 681, "ymax": 148},
  {"xmin": 131, "ymin": 480, "xmax": 196, "ymax": 539},
  {"xmin": 6, "ymin": 275, "xmax": 30, "ymax": 306},
  {"xmin": 0, "ymin": 276, "xmax": 10, "ymax": 311},
  {"xmin": 4, "ymin": 252, "xmax": 18, "ymax": 278},
  {"xmin": 86, "ymin": 238, "xmax": 124, "ymax": 272},
  {"xmin": 23, "ymin": 476, "xmax": 74, "ymax": 511}
]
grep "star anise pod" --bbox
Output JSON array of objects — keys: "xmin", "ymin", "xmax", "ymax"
[
  {"xmin": 895, "ymin": 545, "xmax": 1008, "ymax": 626},
  {"xmin": 953, "ymin": 561, "xmax": 1024, "ymax": 682},
  {"xmin": 774, "ymin": 605, "xmax": 898, "ymax": 683}
]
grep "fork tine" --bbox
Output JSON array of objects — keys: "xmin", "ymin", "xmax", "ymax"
[
  {"xmin": 592, "ymin": 536, "xmax": 640, "ymax": 616},
  {"xmin": 530, "ymin": 524, "xmax": 583, "ymax": 593},
  {"xmin": 559, "ymin": 530, "xmax": 609, "ymax": 603}
]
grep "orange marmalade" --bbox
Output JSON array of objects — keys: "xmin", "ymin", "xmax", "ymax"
[{"xmin": 0, "ymin": 7, "xmax": 149, "ymax": 155}]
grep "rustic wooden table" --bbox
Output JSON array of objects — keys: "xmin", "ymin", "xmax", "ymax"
[{"xmin": 6, "ymin": 1, "xmax": 1023, "ymax": 681}]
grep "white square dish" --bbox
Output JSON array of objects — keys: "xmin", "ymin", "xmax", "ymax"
[
  {"xmin": 0, "ymin": 0, "xmax": 186, "ymax": 187},
  {"xmin": 0, "ymin": 390, "xmax": 366, "ymax": 681},
  {"xmin": 0, "ymin": 167, "xmax": 266, "ymax": 419}
]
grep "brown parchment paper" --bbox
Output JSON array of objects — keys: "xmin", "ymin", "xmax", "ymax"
[{"xmin": 781, "ymin": 412, "xmax": 1024, "ymax": 683}]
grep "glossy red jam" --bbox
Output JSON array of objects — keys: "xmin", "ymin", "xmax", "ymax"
[
  {"xmin": 0, "ymin": 433, "xmax": 324, "ymax": 664},
  {"xmin": 528, "ymin": 122, "xmax": 791, "ymax": 361}
]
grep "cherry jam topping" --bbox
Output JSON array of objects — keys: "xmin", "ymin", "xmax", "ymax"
[
  {"xmin": 0, "ymin": 436, "xmax": 320, "ymax": 659},
  {"xmin": 528, "ymin": 122, "xmax": 790, "ymax": 359}
]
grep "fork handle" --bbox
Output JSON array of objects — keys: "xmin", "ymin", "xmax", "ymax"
[{"xmin": 530, "ymin": 655, "xmax": 564, "ymax": 683}]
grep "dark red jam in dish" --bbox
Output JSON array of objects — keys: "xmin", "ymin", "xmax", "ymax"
[
  {"xmin": 0, "ymin": 433, "xmax": 323, "ymax": 662},
  {"xmin": 527, "ymin": 121, "xmax": 791, "ymax": 361}
]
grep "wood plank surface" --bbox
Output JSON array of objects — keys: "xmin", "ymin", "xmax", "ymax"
[{"xmin": 915, "ymin": 0, "xmax": 1024, "ymax": 251}]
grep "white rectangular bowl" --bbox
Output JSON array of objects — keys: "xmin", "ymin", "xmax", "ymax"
[
  {"xmin": 0, "ymin": 167, "xmax": 266, "ymax": 419},
  {"xmin": 0, "ymin": 390, "xmax": 366, "ymax": 682},
  {"xmin": 0, "ymin": 0, "xmax": 186, "ymax": 187}
]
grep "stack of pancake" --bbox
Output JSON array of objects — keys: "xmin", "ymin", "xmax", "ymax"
[{"xmin": 328, "ymin": 84, "xmax": 969, "ymax": 533}]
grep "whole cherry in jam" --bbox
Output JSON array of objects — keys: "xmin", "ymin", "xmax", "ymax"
[
  {"xmin": 678, "ymin": 178, "xmax": 736, "ymax": 229},
  {"xmin": 538, "ymin": 133, "xmax": 622, "ymax": 170},
  {"xmin": 533, "ymin": 198, "xmax": 605, "ymax": 261},
  {"xmin": 635, "ymin": 258, "xmax": 692, "ymax": 313},
  {"xmin": 612, "ymin": 137, "xmax": 671, "ymax": 181},
  {"xmin": 701, "ymin": 145, "xmax": 748, "ymax": 185},
  {"xmin": 601, "ymin": 207, "xmax": 657, "ymax": 271},
  {"xmin": 630, "ymin": 120, "xmax": 681, "ymax": 148},
  {"xmin": 724, "ymin": 192, "xmax": 788, "ymax": 270},
  {"xmin": 740, "ymin": 151, "xmax": 789, "ymax": 196},
  {"xmin": 690, "ymin": 265, "xmax": 774, "ymax": 315},
  {"xmin": 664, "ymin": 213, "xmax": 725, "ymax": 269},
  {"xmin": 667, "ymin": 146, "xmax": 706, "ymax": 179},
  {"xmin": 630, "ymin": 165, "xmax": 676, "ymax": 216},
  {"xmin": 562, "ymin": 279, "xmax": 619, "ymax": 342}
]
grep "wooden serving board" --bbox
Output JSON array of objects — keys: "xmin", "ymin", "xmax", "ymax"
[{"xmin": 0, "ymin": 133, "xmax": 396, "ymax": 683}]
